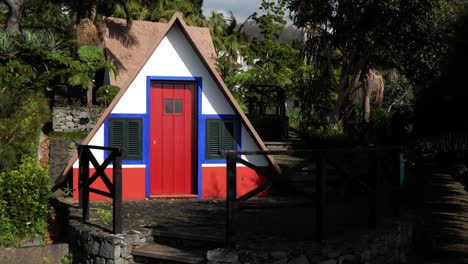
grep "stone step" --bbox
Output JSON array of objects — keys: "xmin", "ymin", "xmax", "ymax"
[
  {"xmin": 133, "ymin": 242, "xmax": 206, "ymax": 264},
  {"xmin": 152, "ymin": 229, "xmax": 224, "ymax": 249}
]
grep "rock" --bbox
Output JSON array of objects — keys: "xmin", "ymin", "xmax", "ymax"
[
  {"xmin": 360, "ymin": 249, "xmax": 371, "ymax": 262},
  {"xmin": 88, "ymin": 240, "xmax": 100, "ymax": 255},
  {"xmin": 318, "ymin": 260, "xmax": 337, "ymax": 264},
  {"xmin": 104, "ymin": 235, "xmax": 124, "ymax": 245},
  {"xmin": 288, "ymin": 255, "xmax": 309, "ymax": 264},
  {"xmin": 79, "ymin": 112, "xmax": 89, "ymax": 118},
  {"xmin": 207, "ymin": 248, "xmax": 239, "ymax": 263},
  {"xmin": 99, "ymin": 242, "xmax": 121, "ymax": 259},
  {"xmin": 270, "ymin": 251, "xmax": 288, "ymax": 260},
  {"xmin": 338, "ymin": 254, "xmax": 355, "ymax": 264},
  {"xmin": 327, "ymin": 250, "xmax": 341, "ymax": 259},
  {"xmin": 132, "ymin": 237, "xmax": 146, "ymax": 246},
  {"xmin": 124, "ymin": 230, "xmax": 141, "ymax": 242},
  {"xmin": 95, "ymin": 257, "xmax": 106, "ymax": 264},
  {"xmin": 271, "ymin": 258, "xmax": 288, "ymax": 264},
  {"xmin": 20, "ymin": 234, "xmax": 44, "ymax": 247},
  {"xmin": 133, "ymin": 228, "xmax": 152, "ymax": 238}
]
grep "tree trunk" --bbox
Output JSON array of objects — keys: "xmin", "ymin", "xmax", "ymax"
[
  {"xmin": 4, "ymin": 0, "xmax": 28, "ymax": 33},
  {"xmin": 363, "ymin": 85, "xmax": 371, "ymax": 123},
  {"xmin": 331, "ymin": 66, "xmax": 362, "ymax": 124},
  {"xmin": 87, "ymin": 87, "xmax": 93, "ymax": 107}
]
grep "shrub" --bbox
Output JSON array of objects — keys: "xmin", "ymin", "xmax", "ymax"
[
  {"xmin": 0, "ymin": 156, "xmax": 52, "ymax": 247},
  {"xmin": 0, "ymin": 92, "xmax": 49, "ymax": 171},
  {"xmin": 96, "ymin": 85, "xmax": 120, "ymax": 108}
]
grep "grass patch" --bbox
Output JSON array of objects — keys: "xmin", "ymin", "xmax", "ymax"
[{"xmin": 49, "ymin": 131, "xmax": 88, "ymax": 139}]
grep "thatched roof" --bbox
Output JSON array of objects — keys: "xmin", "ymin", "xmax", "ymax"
[{"xmin": 101, "ymin": 16, "xmax": 218, "ymax": 89}]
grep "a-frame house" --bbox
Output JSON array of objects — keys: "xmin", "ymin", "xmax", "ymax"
[{"xmin": 59, "ymin": 13, "xmax": 279, "ymax": 200}]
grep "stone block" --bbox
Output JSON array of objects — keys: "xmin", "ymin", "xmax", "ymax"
[
  {"xmin": 66, "ymin": 121, "xmax": 76, "ymax": 128},
  {"xmin": 270, "ymin": 251, "xmax": 288, "ymax": 260},
  {"xmin": 120, "ymin": 243, "xmax": 132, "ymax": 258},
  {"xmin": 207, "ymin": 248, "xmax": 239, "ymax": 264},
  {"xmin": 338, "ymin": 254, "xmax": 355, "ymax": 264},
  {"xmin": 133, "ymin": 228, "xmax": 152, "ymax": 238},
  {"xmin": 106, "ymin": 258, "xmax": 127, "ymax": 264},
  {"xmin": 79, "ymin": 111, "xmax": 89, "ymax": 118},
  {"xmin": 105, "ymin": 235, "xmax": 124, "ymax": 245},
  {"xmin": 271, "ymin": 258, "xmax": 288, "ymax": 264},
  {"xmin": 288, "ymin": 255, "xmax": 309, "ymax": 264},
  {"xmin": 65, "ymin": 115, "xmax": 73, "ymax": 121},
  {"xmin": 132, "ymin": 237, "xmax": 146, "ymax": 246},
  {"xmin": 318, "ymin": 259, "xmax": 337, "ymax": 264},
  {"xmin": 95, "ymin": 257, "xmax": 106, "ymax": 264},
  {"xmin": 360, "ymin": 249, "xmax": 371, "ymax": 262},
  {"xmin": 99, "ymin": 242, "xmax": 121, "ymax": 259},
  {"xmin": 88, "ymin": 240, "xmax": 100, "ymax": 255},
  {"xmin": 124, "ymin": 230, "xmax": 141, "ymax": 243}
]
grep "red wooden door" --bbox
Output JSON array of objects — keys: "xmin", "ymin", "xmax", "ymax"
[{"xmin": 150, "ymin": 81, "xmax": 195, "ymax": 195}]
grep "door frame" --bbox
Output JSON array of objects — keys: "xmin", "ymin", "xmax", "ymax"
[{"xmin": 146, "ymin": 76, "xmax": 201, "ymax": 198}]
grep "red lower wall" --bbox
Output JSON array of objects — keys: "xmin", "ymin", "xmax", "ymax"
[
  {"xmin": 201, "ymin": 166, "xmax": 268, "ymax": 198},
  {"xmin": 72, "ymin": 166, "xmax": 268, "ymax": 200},
  {"xmin": 72, "ymin": 167, "xmax": 146, "ymax": 201}
]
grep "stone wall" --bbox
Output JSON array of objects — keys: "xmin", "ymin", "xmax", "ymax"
[
  {"xmin": 52, "ymin": 107, "xmax": 103, "ymax": 132},
  {"xmin": 49, "ymin": 138, "xmax": 84, "ymax": 184},
  {"xmin": 55, "ymin": 198, "xmax": 151, "ymax": 264}
]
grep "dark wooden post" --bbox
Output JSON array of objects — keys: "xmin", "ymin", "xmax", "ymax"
[
  {"xmin": 113, "ymin": 149, "xmax": 123, "ymax": 234},
  {"xmin": 368, "ymin": 148, "xmax": 380, "ymax": 229},
  {"xmin": 226, "ymin": 151, "xmax": 237, "ymax": 248},
  {"xmin": 78, "ymin": 145, "xmax": 83, "ymax": 209},
  {"xmin": 81, "ymin": 147, "xmax": 90, "ymax": 222},
  {"xmin": 316, "ymin": 153, "xmax": 327, "ymax": 242}
]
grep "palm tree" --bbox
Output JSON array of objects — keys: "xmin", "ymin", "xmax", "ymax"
[{"xmin": 2, "ymin": 0, "xmax": 30, "ymax": 33}]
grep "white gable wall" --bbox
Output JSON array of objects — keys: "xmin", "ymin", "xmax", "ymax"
[{"xmin": 73, "ymin": 24, "xmax": 267, "ymax": 167}]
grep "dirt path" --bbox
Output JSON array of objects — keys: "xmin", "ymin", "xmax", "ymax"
[{"xmin": 411, "ymin": 165, "xmax": 468, "ymax": 263}]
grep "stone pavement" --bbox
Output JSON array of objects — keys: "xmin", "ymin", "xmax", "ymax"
[{"xmin": 410, "ymin": 165, "xmax": 468, "ymax": 263}]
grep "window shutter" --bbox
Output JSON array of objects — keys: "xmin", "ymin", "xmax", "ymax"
[
  {"xmin": 126, "ymin": 119, "xmax": 142, "ymax": 160},
  {"xmin": 205, "ymin": 119, "xmax": 238, "ymax": 160},
  {"xmin": 109, "ymin": 119, "xmax": 124, "ymax": 148},
  {"xmin": 222, "ymin": 121, "xmax": 236, "ymax": 151},
  {"xmin": 206, "ymin": 119, "xmax": 221, "ymax": 159},
  {"xmin": 108, "ymin": 118, "xmax": 143, "ymax": 161}
]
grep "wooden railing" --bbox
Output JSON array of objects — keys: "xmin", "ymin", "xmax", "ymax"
[
  {"xmin": 224, "ymin": 147, "xmax": 403, "ymax": 248},
  {"xmin": 77, "ymin": 144, "xmax": 123, "ymax": 234}
]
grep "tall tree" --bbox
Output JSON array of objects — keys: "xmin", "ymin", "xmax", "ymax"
[
  {"xmin": 284, "ymin": 0, "xmax": 461, "ymax": 124},
  {"xmin": 2, "ymin": 0, "xmax": 29, "ymax": 33}
]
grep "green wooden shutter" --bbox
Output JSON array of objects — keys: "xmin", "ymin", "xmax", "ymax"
[
  {"xmin": 108, "ymin": 118, "xmax": 142, "ymax": 160},
  {"xmin": 206, "ymin": 119, "xmax": 221, "ymax": 159},
  {"xmin": 109, "ymin": 119, "xmax": 125, "ymax": 148},
  {"xmin": 205, "ymin": 119, "xmax": 238, "ymax": 160},
  {"xmin": 126, "ymin": 119, "xmax": 142, "ymax": 160},
  {"xmin": 222, "ymin": 120, "xmax": 236, "ymax": 151}
]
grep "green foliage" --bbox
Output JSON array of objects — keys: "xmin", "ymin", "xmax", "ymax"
[
  {"xmin": 0, "ymin": 92, "xmax": 50, "ymax": 171},
  {"xmin": 0, "ymin": 156, "xmax": 52, "ymax": 247},
  {"xmin": 96, "ymin": 208, "xmax": 112, "ymax": 225},
  {"xmin": 254, "ymin": 0, "xmax": 287, "ymax": 40},
  {"xmin": 61, "ymin": 253, "xmax": 74, "ymax": 264},
  {"xmin": 96, "ymin": 85, "xmax": 120, "ymax": 108},
  {"xmin": 450, "ymin": 163, "xmax": 467, "ymax": 180},
  {"xmin": 284, "ymin": 0, "xmax": 462, "ymax": 124}
]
